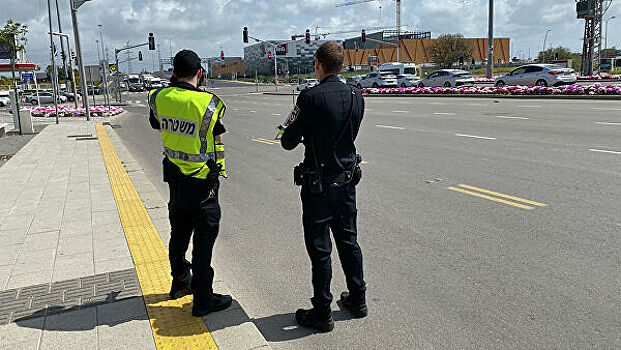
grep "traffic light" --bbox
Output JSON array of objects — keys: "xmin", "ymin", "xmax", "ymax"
[
  {"xmin": 554, "ymin": 52, "xmax": 559, "ymax": 60},
  {"xmin": 291, "ymin": 35, "xmax": 296, "ymax": 41},
  {"xmin": 243, "ymin": 27, "xmax": 249, "ymax": 43},
  {"xmin": 305, "ymin": 29, "xmax": 310, "ymax": 44},
  {"xmin": 138, "ymin": 51, "xmax": 143, "ymax": 61},
  {"xmin": 61, "ymin": 51, "xmax": 66, "ymax": 60},
  {"xmin": 220, "ymin": 50, "xmax": 224, "ymax": 60},
  {"xmin": 268, "ymin": 51, "xmax": 272, "ymax": 59},
  {"xmin": 148, "ymin": 33, "xmax": 155, "ymax": 50},
  {"xmin": 361, "ymin": 29, "xmax": 366, "ymax": 43},
  {"xmin": 459, "ymin": 52, "xmax": 464, "ymax": 65},
  {"xmin": 71, "ymin": 51, "xmax": 76, "ymax": 60},
  {"xmin": 471, "ymin": 57, "xmax": 475, "ymax": 66}
]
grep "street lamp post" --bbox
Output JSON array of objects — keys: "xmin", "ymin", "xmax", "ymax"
[
  {"xmin": 605, "ymin": 16, "xmax": 616, "ymax": 53},
  {"xmin": 98, "ymin": 24, "xmax": 111, "ymax": 109},
  {"xmin": 51, "ymin": 32, "xmax": 78, "ymax": 109},
  {"xmin": 47, "ymin": 0, "xmax": 60, "ymax": 124},
  {"xmin": 542, "ymin": 29, "xmax": 551, "ymax": 63},
  {"xmin": 486, "ymin": 0, "xmax": 494, "ymax": 78}
]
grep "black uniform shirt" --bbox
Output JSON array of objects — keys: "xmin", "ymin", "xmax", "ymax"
[
  {"xmin": 148, "ymin": 80, "xmax": 226, "ymax": 182},
  {"xmin": 281, "ymin": 75, "xmax": 364, "ymax": 177}
]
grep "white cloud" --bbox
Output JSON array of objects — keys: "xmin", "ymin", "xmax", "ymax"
[{"xmin": 1, "ymin": 0, "xmax": 620, "ymax": 72}]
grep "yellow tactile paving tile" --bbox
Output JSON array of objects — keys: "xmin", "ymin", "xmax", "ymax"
[{"xmin": 96, "ymin": 123, "xmax": 218, "ymax": 350}]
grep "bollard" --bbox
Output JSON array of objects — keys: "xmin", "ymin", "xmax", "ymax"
[{"xmin": 18, "ymin": 109, "xmax": 35, "ymax": 134}]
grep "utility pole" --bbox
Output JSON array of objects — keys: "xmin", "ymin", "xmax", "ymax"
[
  {"xmin": 9, "ymin": 33, "xmax": 22, "ymax": 134},
  {"xmin": 47, "ymin": 0, "xmax": 60, "ymax": 124},
  {"xmin": 542, "ymin": 29, "xmax": 551, "ymax": 63},
  {"xmin": 486, "ymin": 0, "xmax": 494, "ymax": 78},
  {"xmin": 54, "ymin": 0, "xmax": 69, "ymax": 92},
  {"xmin": 126, "ymin": 41, "xmax": 132, "ymax": 74},
  {"xmin": 69, "ymin": 0, "xmax": 91, "ymax": 121}
]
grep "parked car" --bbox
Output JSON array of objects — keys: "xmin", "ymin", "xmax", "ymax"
[
  {"xmin": 0, "ymin": 96, "xmax": 9, "ymax": 107},
  {"xmin": 417, "ymin": 69, "xmax": 475, "ymax": 87},
  {"xmin": 297, "ymin": 79, "xmax": 319, "ymax": 91},
  {"xmin": 59, "ymin": 91, "xmax": 77, "ymax": 102},
  {"xmin": 358, "ymin": 71, "xmax": 398, "ymax": 88},
  {"xmin": 494, "ymin": 64, "xmax": 577, "ymax": 87},
  {"xmin": 346, "ymin": 75, "xmax": 364, "ymax": 87},
  {"xmin": 397, "ymin": 74, "xmax": 419, "ymax": 87},
  {"xmin": 25, "ymin": 92, "xmax": 66, "ymax": 105},
  {"xmin": 129, "ymin": 83, "xmax": 145, "ymax": 92}
]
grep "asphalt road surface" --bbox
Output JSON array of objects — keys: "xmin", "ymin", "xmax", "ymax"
[{"xmin": 113, "ymin": 83, "xmax": 621, "ymax": 349}]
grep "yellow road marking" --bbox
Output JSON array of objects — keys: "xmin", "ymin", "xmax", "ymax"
[
  {"xmin": 447, "ymin": 186, "xmax": 535, "ymax": 210},
  {"xmin": 251, "ymin": 138, "xmax": 279, "ymax": 145},
  {"xmin": 361, "ymin": 161, "xmax": 368, "ymax": 165},
  {"xmin": 96, "ymin": 124, "xmax": 218, "ymax": 350},
  {"xmin": 457, "ymin": 184, "xmax": 547, "ymax": 207}
]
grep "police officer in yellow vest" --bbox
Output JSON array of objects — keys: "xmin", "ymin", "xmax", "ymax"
[{"xmin": 148, "ymin": 49, "xmax": 231, "ymax": 317}]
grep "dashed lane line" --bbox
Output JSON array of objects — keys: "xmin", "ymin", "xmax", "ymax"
[
  {"xmin": 376, "ymin": 124, "xmax": 405, "ymax": 130},
  {"xmin": 594, "ymin": 122, "xmax": 621, "ymax": 125},
  {"xmin": 589, "ymin": 148, "xmax": 621, "ymax": 155},
  {"xmin": 517, "ymin": 105, "xmax": 542, "ymax": 108},
  {"xmin": 455, "ymin": 133, "xmax": 497, "ymax": 140},
  {"xmin": 592, "ymin": 107, "xmax": 621, "ymax": 111},
  {"xmin": 96, "ymin": 123, "xmax": 218, "ymax": 350},
  {"xmin": 392, "ymin": 111, "xmax": 409, "ymax": 113},
  {"xmin": 495, "ymin": 116, "xmax": 529, "ymax": 120},
  {"xmin": 434, "ymin": 112, "xmax": 456, "ymax": 116}
]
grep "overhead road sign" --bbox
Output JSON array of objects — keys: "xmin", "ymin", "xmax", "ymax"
[{"xmin": 0, "ymin": 63, "xmax": 41, "ymax": 72}]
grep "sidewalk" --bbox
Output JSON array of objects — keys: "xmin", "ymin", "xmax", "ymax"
[{"xmin": 0, "ymin": 122, "xmax": 269, "ymax": 349}]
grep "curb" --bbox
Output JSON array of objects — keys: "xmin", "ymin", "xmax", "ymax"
[
  {"xmin": 361, "ymin": 93, "xmax": 621, "ymax": 100},
  {"xmin": 103, "ymin": 123, "xmax": 271, "ymax": 350}
]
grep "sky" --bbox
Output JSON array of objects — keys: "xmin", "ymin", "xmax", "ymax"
[{"xmin": 1, "ymin": 0, "xmax": 620, "ymax": 73}]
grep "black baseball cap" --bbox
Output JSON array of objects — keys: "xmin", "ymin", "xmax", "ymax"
[{"xmin": 173, "ymin": 49, "xmax": 202, "ymax": 78}]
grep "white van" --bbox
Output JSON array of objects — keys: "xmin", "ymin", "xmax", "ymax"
[{"xmin": 379, "ymin": 62, "xmax": 419, "ymax": 77}]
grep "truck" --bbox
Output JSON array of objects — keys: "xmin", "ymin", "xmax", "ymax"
[{"xmin": 379, "ymin": 62, "xmax": 420, "ymax": 78}]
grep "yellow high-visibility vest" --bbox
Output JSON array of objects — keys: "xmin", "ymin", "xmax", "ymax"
[{"xmin": 148, "ymin": 86, "xmax": 227, "ymax": 179}]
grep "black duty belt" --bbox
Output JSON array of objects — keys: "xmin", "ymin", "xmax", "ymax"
[{"xmin": 326, "ymin": 170, "xmax": 353, "ymax": 184}]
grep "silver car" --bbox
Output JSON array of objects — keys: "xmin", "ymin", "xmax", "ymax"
[
  {"xmin": 358, "ymin": 71, "xmax": 398, "ymax": 88},
  {"xmin": 495, "ymin": 64, "xmax": 577, "ymax": 87},
  {"xmin": 297, "ymin": 79, "xmax": 319, "ymax": 91},
  {"xmin": 397, "ymin": 74, "xmax": 419, "ymax": 87},
  {"xmin": 417, "ymin": 69, "xmax": 475, "ymax": 87},
  {"xmin": 346, "ymin": 75, "xmax": 364, "ymax": 87},
  {"xmin": 26, "ymin": 92, "xmax": 66, "ymax": 105}
]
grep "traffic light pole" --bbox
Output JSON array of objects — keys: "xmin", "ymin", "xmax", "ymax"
[
  {"xmin": 486, "ymin": 0, "xmax": 494, "ymax": 79},
  {"xmin": 51, "ymin": 32, "xmax": 78, "ymax": 108},
  {"xmin": 114, "ymin": 42, "xmax": 149, "ymax": 104},
  {"xmin": 69, "ymin": 0, "xmax": 91, "ymax": 121},
  {"xmin": 248, "ymin": 35, "xmax": 280, "ymax": 91}
]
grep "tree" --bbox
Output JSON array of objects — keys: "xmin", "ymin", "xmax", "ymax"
[
  {"xmin": 537, "ymin": 46, "xmax": 574, "ymax": 63},
  {"xmin": 0, "ymin": 19, "xmax": 29, "ymax": 56},
  {"xmin": 427, "ymin": 34, "xmax": 473, "ymax": 68}
]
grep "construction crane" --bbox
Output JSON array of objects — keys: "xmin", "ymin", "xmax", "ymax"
[{"xmin": 336, "ymin": 0, "xmax": 403, "ymax": 37}]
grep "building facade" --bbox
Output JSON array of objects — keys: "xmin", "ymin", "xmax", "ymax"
[{"xmin": 243, "ymin": 39, "xmax": 329, "ymax": 76}]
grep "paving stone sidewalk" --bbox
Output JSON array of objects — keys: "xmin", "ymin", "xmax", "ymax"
[{"xmin": 0, "ymin": 122, "xmax": 155, "ymax": 350}]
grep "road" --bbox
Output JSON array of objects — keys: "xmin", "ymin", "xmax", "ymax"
[{"xmin": 113, "ymin": 82, "xmax": 621, "ymax": 349}]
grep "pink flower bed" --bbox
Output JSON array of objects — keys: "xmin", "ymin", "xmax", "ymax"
[
  {"xmin": 11, "ymin": 105, "xmax": 124, "ymax": 117},
  {"xmin": 577, "ymin": 74, "xmax": 621, "ymax": 80},
  {"xmin": 361, "ymin": 84, "xmax": 621, "ymax": 96},
  {"xmin": 474, "ymin": 77, "xmax": 496, "ymax": 83}
]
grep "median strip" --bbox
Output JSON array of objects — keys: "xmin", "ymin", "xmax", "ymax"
[{"xmin": 448, "ymin": 184, "xmax": 547, "ymax": 210}]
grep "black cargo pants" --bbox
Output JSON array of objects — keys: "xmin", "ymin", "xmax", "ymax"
[
  {"xmin": 168, "ymin": 177, "xmax": 221, "ymax": 298},
  {"xmin": 301, "ymin": 182, "xmax": 366, "ymax": 315}
]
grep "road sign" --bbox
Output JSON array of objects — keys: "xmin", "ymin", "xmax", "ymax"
[
  {"xmin": 109, "ymin": 64, "xmax": 117, "ymax": 73},
  {"xmin": 84, "ymin": 65, "xmax": 100, "ymax": 83},
  {"xmin": 170, "ymin": 57, "xmax": 174, "ymax": 65},
  {"xmin": 21, "ymin": 73, "xmax": 33, "ymax": 80}
]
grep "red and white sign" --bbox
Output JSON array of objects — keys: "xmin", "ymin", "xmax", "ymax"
[{"xmin": 0, "ymin": 63, "xmax": 41, "ymax": 72}]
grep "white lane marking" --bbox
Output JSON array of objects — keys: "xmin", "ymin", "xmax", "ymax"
[
  {"xmin": 249, "ymin": 110, "xmax": 257, "ymax": 113},
  {"xmin": 589, "ymin": 148, "xmax": 621, "ymax": 155},
  {"xmin": 455, "ymin": 133, "xmax": 497, "ymax": 140},
  {"xmin": 233, "ymin": 108, "xmax": 239, "ymax": 111},
  {"xmin": 392, "ymin": 110, "xmax": 409, "ymax": 113},
  {"xmin": 495, "ymin": 116, "xmax": 530, "ymax": 120},
  {"xmin": 427, "ymin": 102, "xmax": 446, "ymax": 105},
  {"xmin": 434, "ymin": 112, "xmax": 456, "ymax": 116},
  {"xmin": 271, "ymin": 113, "xmax": 281, "ymax": 116},
  {"xmin": 517, "ymin": 105, "xmax": 542, "ymax": 108},
  {"xmin": 595, "ymin": 122, "xmax": 621, "ymax": 125},
  {"xmin": 135, "ymin": 104, "xmax": 146, "ymax": 107},
  {"xmin": 592, "ymin": 107, "xmax": 621, "ymax": 111},
  {"xmin": 376, "ymin": 124, "xmax": 405, "ymax": 130}
]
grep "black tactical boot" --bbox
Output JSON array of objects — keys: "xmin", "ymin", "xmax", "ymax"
[
  {"xmin": 295, "ymin": 308, "xmax": 334, "ymax": 332},
  {"xmin": 192, "ymin": 293, "xmax": 233, "ymax": 317},
  {"xmin": 340, "ymin": 292, "xmax": 368, "ymax": 318},
  {"xmin": 169, "ymin": 272, "xmax": 192, "ymax": 299}
]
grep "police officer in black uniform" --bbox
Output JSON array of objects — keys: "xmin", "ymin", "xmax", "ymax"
[{"xmin": 280, "ymin": 41, "xmax": 367, "ymax": 332}]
